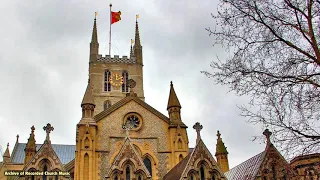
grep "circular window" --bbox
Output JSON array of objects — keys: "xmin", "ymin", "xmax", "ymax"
[{"xmin": 123, "ymin": 113, "xmax": 142, "ymax": 131}]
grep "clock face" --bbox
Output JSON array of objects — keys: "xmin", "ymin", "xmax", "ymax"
[{"xmin": 109, "ymin": 73, "xmax": 124, "ymax": 87}]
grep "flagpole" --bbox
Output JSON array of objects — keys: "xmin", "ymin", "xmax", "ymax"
[{"xmin": 109, "ymin": 3, "xmax": 112, "ymax": 56}]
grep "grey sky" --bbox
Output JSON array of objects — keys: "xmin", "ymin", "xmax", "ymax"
[{"xmin": 0, "ymin": 0, "xmax": 266, "ymax": 168}]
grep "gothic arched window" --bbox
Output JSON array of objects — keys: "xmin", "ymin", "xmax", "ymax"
[
  {"xmin": 178, "ymin": 139, "xmax": 182, "ymax": 149},
  {"xmin": 114, "ymin": 175, "xmax": 118, "ymax": 180},
  {"xmin": 122, "ymin": 71, "xmax": 129, "ymax": 92},
  {"xmin": 104, "ymin": 100, "xmax": 112, "ymax": 110},
  {"xmin": 143, "ymin": 157, "xmax": 152, "ymax": 176},
  {"xmin": 212, "ymin": 175, "xmax": 215, "ymax": 180},
  {"xmin": 138, "ymin": 175, "xmax": 142, "ymax": 180},
  {"xmin": 104, "ymin": 70, "xmax": 111, "ymax": 92},
  {"xmin": 200, "ymin": 165, "xmax": 205, "ymax": 180},
  {"xmin": 126, "ymin": 166, "xmax": 131, "ymax": 180}
]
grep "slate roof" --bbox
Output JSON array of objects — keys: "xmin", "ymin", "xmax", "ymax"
[
  {"xmin": 11, "ymin": 143, "xmax": 75, "ymax": 164},
  {"xmin": 163, "ymin": 154, "xmax": 191, "ymax": 180},
  {"xmin": 225, "ymin": 152, "xmax": 265, "ymax": 180}
]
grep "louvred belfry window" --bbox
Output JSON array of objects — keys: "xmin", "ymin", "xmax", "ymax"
[
  {"xmin": 122, "ymin": 71, "xmax": 129, "ymax": 92},
  {"xmin": 105, "ymin": 70, "xmax": 111, "ymax": 91}
]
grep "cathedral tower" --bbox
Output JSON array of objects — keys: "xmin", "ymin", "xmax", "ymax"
[
  {"xmin": 167, "ymin": 82, "xmax": 189, "ymax": 168},
  {"xmin": 215, "ymin": 131, "xmax": 229, "ymax": 173},
  {"xmin": 87, "ymin": 17, "xmax": 145, "ymax": 115}
]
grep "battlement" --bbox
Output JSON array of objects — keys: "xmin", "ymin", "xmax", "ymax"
[{"xmin": 96, "ymin": 54, "xmax": 136, "ymax": 64}]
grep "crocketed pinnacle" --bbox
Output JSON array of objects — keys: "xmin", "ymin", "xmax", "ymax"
[
  {"xmin": 130, "ymin": 44, "xmax": 134, "ymax": 57},
  {"xmin": 134, "ymin": 20, "xmax": 141, "ymax": 47},
  {"xmin": 215, "ymin": 131, "xmax": 228, "ymax": 155},
  {"xmin": 91, "ymin": 18, "xmax": 98, "ymax": 44},
  {"xmin": 167, "ymin": 81, "xmax": 181, "ymax": 110},
  {"xmin": 3, "ymin": 143, "xmax": 10, "ymax": 158},
  {"xmin": 26, "ymin": 126, "xmax": 36, "ymax": 150},
  {"xmin": 81, "ymin": 80, "xmax": 95, "ymax": 106}
]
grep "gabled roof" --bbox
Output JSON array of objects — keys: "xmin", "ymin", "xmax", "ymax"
[
  {"xmin": 225, "ymin": 152, "xmax": 265, "ymax": 180},
  {"xmin": 21, "ymin": 141, "xmax": 66, "ymax": 172},
  {"xmin": 94, "ymin": 96, "xmax": 169, "ymax": 123},
  {"xmin": 164, "ymin": 139, "xmax": 225, "ymax": 180},
  {"xmin": 163, "ymin": 154, "xmax": 191, "ymax": 180},
  {"xmin": 106, "ymin": 137, "xmax": 151, "ymax": 178},
  {"xmin": 225, "ymin": 143, "xmax": 297, "ymax": 180},
  {"xmin": 10, "ymin": 143, "xmax": 75, "ymax": 164}
]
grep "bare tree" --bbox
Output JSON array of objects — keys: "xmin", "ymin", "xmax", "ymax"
[{"xmin": 203, "ymin": 0, "xmax": 320, "ymax": 158}]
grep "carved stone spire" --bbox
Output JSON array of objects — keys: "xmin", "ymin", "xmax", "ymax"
[
  {"xmin": 79, "ymin": 79, "xmax": 97, "ymax": 126},
  {"xmin": 215, "ymin": 130, "xmax": 230, "ymax": 173},
  {"xmin": 167, "ymin": 81, "xmax": 181, "ymax": 110},
  {"xmin": 133, "ymin": 18, "xmax": 143, "ymax": 65},
  {"xmin": 90, "ymin": 13, "xmax": 99, "ymax": 62},
  {"xmin": 3, "ymin": 143, "xmax": 10, "ymax": 163},
  {"xmin": 193, "ymin": 122, "xmax": 203, "ymax": 143},
  {"xmin": 215, "ymin": 131, "xmax": 228, "ymax": 155},
  {"xmin": 43, "ymin": 123, "xmax": 54, "ymax": 143}
]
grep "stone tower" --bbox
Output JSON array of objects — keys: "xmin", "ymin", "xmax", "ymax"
[
  {"xmin": 167, "ymin": 82, "xmax": 189, "ymax": 168},
  {"xmin": 87, "ymin": 17, "xmax": 145, "ymax": 115},
  {"xmin": 215, "ymin": 131, "xmax": 229, "ymax": 173}
]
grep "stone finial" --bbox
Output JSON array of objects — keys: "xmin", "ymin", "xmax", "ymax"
[
  {"xmin": 193, "ymin": 122, "xmax": 203, "ymax": 143},
  {"xmin": 263, "ymin": 129, "xmax": 272, "ymax": 146},
  {"xmin": 43, "ymin": 123, "xmax": 54, "ymax": 143},
  {"xmin": 16, "ymin": 134, "xmax": 19, "ymax": 143},
  {"xmin": 217, "ymin": 131, "xmax": 221, "ymax": 139}
]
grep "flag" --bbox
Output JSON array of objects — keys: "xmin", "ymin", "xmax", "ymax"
[{"xmin": 111, "ymin": 11, "xmax": 121, "ymax": 24}]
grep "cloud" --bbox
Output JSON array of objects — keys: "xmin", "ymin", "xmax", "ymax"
[{"xmin": 0, "ymin": 0, "xmax": 266, "ymax": 168}]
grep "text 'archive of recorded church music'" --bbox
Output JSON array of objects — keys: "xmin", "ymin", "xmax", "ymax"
[{"xmin": 4, "ymin": 171, "xmax": 71, "ymax": 176}]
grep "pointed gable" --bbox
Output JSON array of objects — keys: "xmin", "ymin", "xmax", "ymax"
[
  {"xmin": 21, "ymin": 140, "xmax": 66, "ymax": 172},
  {"xmin": 256, "ymin": 144, "xmax": 297, "ymax": 178},
  {"xmin": 106, "ymin": 137, "xmax": 151, "ymax": 178},
  {"xmin": 225, "ymin": 152, "xmax": 265, "ymax": 180},
  {"xmin": 164, "ymin": 139, "xmax": 226, "ymax": 180},
  {"xmin": 94, "ymin": 96, "xmax": 170, "ymax": 123},
  {"xmin": 225, "ymin": 144, "xmax": 297, "ymax": 179}
]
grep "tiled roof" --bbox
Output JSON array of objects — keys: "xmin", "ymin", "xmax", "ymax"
[
  {"xmin": 225, "ymin": 152, "xmax": 265, "ymax": 180},
  {"xmin": 11, "ymin": 143, "xmax": 75, "ymax": 164},
  {"xmin": 163, "ymin": 154, "xmax": 191, "ymax": 180}
]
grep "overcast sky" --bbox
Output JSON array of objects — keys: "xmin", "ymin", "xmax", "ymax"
[{"xmin": 0, "ymin": 0, "xmax": 266, "ymax": 168}]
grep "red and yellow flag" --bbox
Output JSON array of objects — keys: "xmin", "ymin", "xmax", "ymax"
[{"xmin": 111, "ymin": 11, "xmax": 121, "ymax": 24}]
